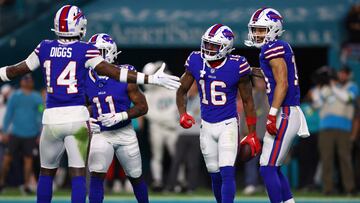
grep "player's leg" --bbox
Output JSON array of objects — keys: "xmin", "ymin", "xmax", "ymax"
[
  {"xmin": 200, "ymin": 120, "xmax": 221, "ymax": 203},
  {"xmin": 166, "ymin": 135, "xmax": 186, "ymax": 190},
  {"xmin": 63, "ymin": 121, "xmax": 88, "ymax": 203},
  {"xmin": 260, "ymin": 107, "xmax": 299, "ymax": 203},
  {"xmin": 22, "ymin": 136, "xmax": 37, "ymax": 191},
  {"xmin": 218, "ymin": 118, "xmax": 238, "ymax": 203},
  {"xmin": 149, "ymin": 123, "xmax": 164, "ymax": 188},
  {"xmin": 37, "ymin": 124, "xmax": 66, "ymax": 203},
  {"xmin": 116, "ymin": 126, "xmax": 149, "ymax": 203},
  {"xmin": 0, "ymin": 134, "xmax": 17, "ymax": 188},
  {"xmin": 88, "ymin": 134, "xmax": 115, "ymax": 203},
  {"xmin": 336, "ymin": 130, "xmax": 355, "ymax": 194},
  {"xmin": 318, "ymin": 129, "xmax": 335, "ymax": 194}
]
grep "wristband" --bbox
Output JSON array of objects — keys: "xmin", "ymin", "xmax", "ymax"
[
  {"xmin": 269, "ymin": 107, "xmax": 278, "ymax": 116},
  {"xmin": 0, "ymin": 67, "xmax": 10, "ymax": 82},
  {"xmin": 119, "ymin": 68, "xmax": 128, "ymax": 82},
  {"xmin": 136, "ymin": 72, "xmax": 145, "ymax": 84},
  {"xmin": 120, "ymin": 111, "xmax": 129, "ymax": 121},
  {"xmin": 246, "ymin": 116, "xmax": 257, "ymax": 126}
]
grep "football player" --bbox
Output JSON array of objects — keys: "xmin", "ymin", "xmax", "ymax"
[
  {"xmin": 86, "ymin": 33, "xmax": 149, "ymax": 203},
  {"xmin": 176, "ymin": 24, "xmax": 261, "ymax": 203},
  {"xmin": 143, "ymin": 61, "xmax": 179, "ymax": 191},
  {"xmin": 0, "ymin": 5, "xmax": 179, "ymax": 203},
  {"xmin": 245, "ymin": 8, "xmax": 310, "ymax": 203}
]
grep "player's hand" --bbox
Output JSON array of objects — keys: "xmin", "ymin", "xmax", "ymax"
[
  {"xmin": 179, "ymin": 112, "xmax": 195, "ymax": 129},
  {"xmin": 240, "ymin": 132, "xmax": 262, "ymax": 156},
  {"xmin": 266, "ymin": 115, "xmax": 278, "ymax": 136},
  {"xmin": 89, "ymin": 118, "xmax": 100, "ymax": 134},
  {"xmin": 148, "ymin": 63, "xmax": 180, "ymax": 90},
  {"xmin": 99, "ymin": 112, "xmax": 128, "ymax": 127}
]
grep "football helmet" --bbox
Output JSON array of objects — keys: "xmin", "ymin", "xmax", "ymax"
[
  {"xmin": 88, "ymin": 33, "xmax": 121, "ymax": 64},
  {"xmin": 245, "ymin": 8, "xmax": 284, "ymax": 48},
  {"xmin": 201, "ymin": 24, "xmax": 235, "ymax": 61},
  {"xmin": 51, "ymin": 5, "xmax": 87, "ymax": 38}
]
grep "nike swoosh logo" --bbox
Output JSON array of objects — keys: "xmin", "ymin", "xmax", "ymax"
[
  {"xmin": 268, "ymin": 44, "xmax": 275, "ymax": 48},
  {"xmin": 225, "ymin": 122, "xmax": 231, "ymax": 125}
]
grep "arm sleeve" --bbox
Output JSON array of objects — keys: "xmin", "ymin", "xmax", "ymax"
[
  {"xmin": 264, "ymin": 45, "xmax": 285, "ymax": 61},
  {"xmin": 84, "ymin": 46, "xmax": 104, "ymax": 69},
  {"xmin": 239, "ymin": 57, "xmax": 251, "ymax": 77},
  {"xmin": 25, "ymin": 42, "xmax": 42, "ymax": 71},
  {"xmin": 2, "ymin": 94, "xmax": 15, "ymax": 133},
  {"xmin": 184, "ymin": 52, "xmax": 193, "ymax": 73}
]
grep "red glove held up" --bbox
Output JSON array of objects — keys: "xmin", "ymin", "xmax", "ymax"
[
  {"xmin": 180, "ymin": 113, "xmax": 195, "ymax": 129},
  {"xmin": 266, "ymin": 115, "xmax": 278, "ymax": 136},
  {"xmin": 240, "ymin": 132, "xmax": 262, "ymax": 157}
]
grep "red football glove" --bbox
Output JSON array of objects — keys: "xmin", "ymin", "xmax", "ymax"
[
  {"xmin": 240, "ymin": 132, "xmax": 262, "ymax": 157},
  {"xmin": 180, "ymin": 113, "xmax": 195, "ymax": 129},
  {"xmin": 266, "ymin": 115, "xmax": 278, "ymax": 136}
]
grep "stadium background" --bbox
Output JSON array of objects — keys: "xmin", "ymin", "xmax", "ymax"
[{"xmin": 0, "ymin": 0, "xmax": 359, "ymax": 202}]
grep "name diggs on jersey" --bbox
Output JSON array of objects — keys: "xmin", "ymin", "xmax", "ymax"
[{"xmin": 50, "ymin": 47, "xmax": 72, "ymax": 58}]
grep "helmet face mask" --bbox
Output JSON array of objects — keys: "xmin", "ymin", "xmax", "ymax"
[
  {"xmin": 201, "ymin": 24, "xmax": 234, "ymax": 61},
  {"xmin": 248, "ymin": 26, "xmax": 268, "ymax": 47},
  {"xmin": 89, "ymin": 33, "xmax": 121, "ymax": 64},
  {"xmin": 245, "ymin": 8, "xmax": 284, "ymax": 48},
  {"xmin": 201, "ymin": 39, "xmax": 223, "ymax": 57}
]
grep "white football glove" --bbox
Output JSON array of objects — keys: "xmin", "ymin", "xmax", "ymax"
[
  {"xmin": 89, "ymin": 118, "xmax": 100, "ymax": 134},
  {"xmin": 148, "ymin": 63, "xmax": 180, "ymax": 90},
  {"xmin": 99, "ymin": 112, "xmax": 128, "ymax": 127}
]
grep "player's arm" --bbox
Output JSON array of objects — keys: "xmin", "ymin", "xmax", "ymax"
[
  {"xmin": 176, "ymin": 70, "xmax": 195, "ymax": 128},
  {"xmin": 94, "ymin": 62, "xmax": 180, "ymax": 90},
  {"xmin": 0, "ymin": 52, "xmax": 39, "ymax": 82},
  {"xmin": 238, "ymin": 75, "xmax": 256, "ymax": 133},
  {"xmin": 251, "ymin": 67, "xmax": 264, "ymax": 78},
  {"xmin": 126, "ymin": 84, "xmax": 148, "ymax": 119},
  {"xmin": 270, "ymin": 58, "xmax": 288, "ymax": 110},
  {"xmin": 99, "ymin": 84, "xmax": 148, "ymax": 127},
  {"xmin": 266, "ymin": 58, "xmax": 288, "ymax": 135},
  {"xmin": 238, "ymin": 75, "xmax": 262, "ymax": 157}
]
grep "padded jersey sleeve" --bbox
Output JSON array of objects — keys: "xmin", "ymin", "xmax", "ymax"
[
  {"xmin": 184, "ymin": 51, "xmax": 199, "ymax": 74},
  {"xmin": 84, "ymin": 44, "xmax": 104, "ymax": 69},
  {"xmin": 263, "ymin": 41, "xmax": 286, "ymax": 61},
  {"xmin": 25, "ymin": 41, "xmax": 42, "ymax": 71},
  {"xmin": 238, "ymin": 56, "xmax": 251, "ymax": 77}
]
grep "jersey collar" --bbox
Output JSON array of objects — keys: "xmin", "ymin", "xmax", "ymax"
[{"xmin": 205, "ymin": 57, "xmax": 228, "ymax": 69}]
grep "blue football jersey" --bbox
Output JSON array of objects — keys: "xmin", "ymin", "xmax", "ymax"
[
  {"xmin": 260, "ymin": 40, "xmax": 300, "ymax": 106},
  {"xmin": 185, "ymin": 51, "xmax": 251, "ymax": 123},
  {"xmin": 35, "ymin": 40, "xmax": 102, "ymax": 109},
  {"xmin": 85, "ymin": 64, "xmax": 135, "ymax": 131}
]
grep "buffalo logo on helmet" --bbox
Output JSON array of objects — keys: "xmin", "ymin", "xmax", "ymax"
[
  {"xmin": 266, "ymin": 11, "xmax": 283, "ymax": 22},
  {"xmin": 102, "ymin": 34, "xmax": 114, "ymax": 44},
  {"xmin": 222, "ymin": 29, "xmax": 234, "ymax": 40}
]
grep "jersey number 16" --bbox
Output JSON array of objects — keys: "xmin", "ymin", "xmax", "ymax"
[{"xmin": 199, "ymin": 79, "xmax": 227, "ymax": 105}]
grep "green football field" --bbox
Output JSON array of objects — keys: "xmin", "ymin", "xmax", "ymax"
[{"xmin": 0, "ymin": 188, "xmax": 359, "ymax": 203}]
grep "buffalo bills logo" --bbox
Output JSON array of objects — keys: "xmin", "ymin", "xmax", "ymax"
[
  {"xmin": 74, "ymin": 8, "xmax": 85, "ymax": 26},
  {"xmin": 222, "ymin": 29, "xmax": 234, "ymax": 40},
  {"xmin": 102, "ymin": 35, "xmax": 114, "ymax": 44},
  {"xmin": 266, "ymin": 11, "xmax": 282, "ymax": 22}
]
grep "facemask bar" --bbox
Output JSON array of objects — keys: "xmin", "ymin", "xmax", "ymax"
[{"xmin": 201, "ymin": 38, "xmax": 225, "ymax": 60}]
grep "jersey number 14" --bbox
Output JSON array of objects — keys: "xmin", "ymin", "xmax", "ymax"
[{"xmin": 44, "ymin": 60, "xmax": 78, "ymax": 94}]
